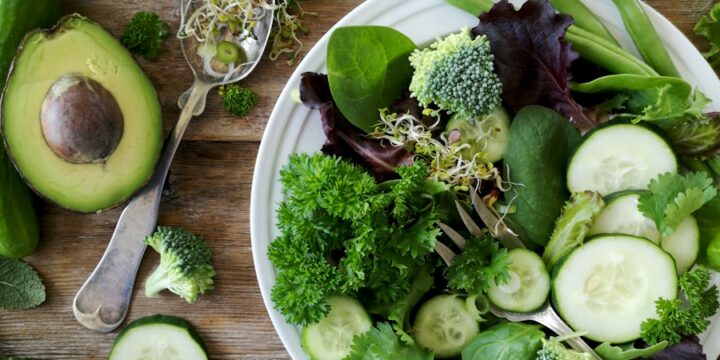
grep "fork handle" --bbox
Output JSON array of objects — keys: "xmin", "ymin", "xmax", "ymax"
[{"xmin": 73, "ymin": 79, "xmax": 213, "ymax": 332}]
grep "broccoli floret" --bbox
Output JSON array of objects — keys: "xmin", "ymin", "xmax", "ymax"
[
  {"xmin": 537, "ymin": 337, "xmax": 593, "ymax": 360},
  {"xmin": 219, "ymin": 84, "xmax": 259, "ymax": 117},
  {"xmin": 144, "ymin": 226, "xmax": 216, "ymax": 303},
  {"xmin": 409, "ymin": 27, "xmax": 502, "ymax": 119},
  {"xmin": 121, "ymin": 11, "xmax": 170, "ymax": 61}
]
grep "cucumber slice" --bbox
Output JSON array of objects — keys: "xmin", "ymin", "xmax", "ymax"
[
  {"xmin": 552, "ymin": 235, "xmax": 678, "ymax": 343},
  {"xmin": 589, "ymin": 192, "xmax": 699, "ymax": 272},
  {"xmin": 488, "ymin": 248, "xmax": 550, "ymax": 312},
  {"xmin": 109, "ymin": 315, "xmax": 208, "ymax": 360},
  {"xmin": 301, "ymin": 296, "xmax": 371, "ymax": 360},
  {"xmin": 443, "ymin": 107, "xmax": 510, "ymax": 163},
  {"xmin": 567, "ymin": 124, "xmax": 677, "ymax": 195},
  {"xmin": 413, "ymin": 294, "xmax": 480, "ymax": 358}
]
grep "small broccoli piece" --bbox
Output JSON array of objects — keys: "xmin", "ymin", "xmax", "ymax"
[
  {"xmin": 144, "ymin": 226, "xmax": 216, "ymax": 303},
  {"xmin": 121, "ymin": 11, "xmax": 170, "ymax": 61},
  {"xmin": 219, "ymin": 84, "xmax": 259, "ymax": 117},
  {"xmin": 409, "ymin": 27, "xmax": 502, "ymax": 119},
  {"xmin": 537, "ymin": 336, "xmax": 593, "ymax": 360}
]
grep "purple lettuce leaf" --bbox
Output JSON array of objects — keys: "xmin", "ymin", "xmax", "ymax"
[
  {"xmin": 648, "ymin": 336, "xmax": 707, "ymax": 360},
  {"xmin": 299, "ymin": 72, "xmax": 414, "ymax": 180},
  {"xmin": 473, "ymin": 0, "xmax": 598, "ymax": 132}
]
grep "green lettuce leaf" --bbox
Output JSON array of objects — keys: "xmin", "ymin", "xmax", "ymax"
[{"xmin": 694, "ymin": 2, "xmax": 720, "ymax": 67}]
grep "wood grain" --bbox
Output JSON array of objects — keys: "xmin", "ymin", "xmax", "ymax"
[{"xmin": 0, "ymin": 0, "xmax": 716, "ymax": 359}]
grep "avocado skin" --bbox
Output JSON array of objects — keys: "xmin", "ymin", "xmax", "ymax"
[{"xmin": 0, "ymin": 0, "xmax": 62, "ymax": 258}]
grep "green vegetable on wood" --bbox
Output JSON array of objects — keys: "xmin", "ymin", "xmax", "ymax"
[
  {"xmin": 121, "ymin": 11, "xmax": 171, "ymax": 61},
  {"xmin": 0, "ymin": 257, "xmax": 46, "ymax": 310},
  {"xmin": 219, "ymin": 84, "xmax": 258, "ymax": 117},
  {"xmin": 694, "ymin": 1, "xmax": 720, "ymax": 67},
  {"xmin": 144, "ymin": 226, "xmax": 216, "ymax": 303},
  {"xmin": 611, "ymin": 0, "xmax": 679, "ymax": 77}
]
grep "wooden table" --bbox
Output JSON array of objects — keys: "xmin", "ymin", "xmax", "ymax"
[{"xmin": 0, "ymin": 0, "xmax": 714, "ymax": 358}]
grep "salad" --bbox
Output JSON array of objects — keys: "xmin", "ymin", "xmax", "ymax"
[{"xmin": 265, "ymin": 0, "xmax": 720, "ymax": 359}]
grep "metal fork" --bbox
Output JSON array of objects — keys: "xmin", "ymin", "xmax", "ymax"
[{"xmin": 436, "ymin": 189, "xmax": 601, "ymax": 359}]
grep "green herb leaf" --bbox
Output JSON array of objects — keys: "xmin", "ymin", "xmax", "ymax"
[
  {"xmin": 343, "ymin": 322, "xmax": 433, "ymax": 360},
  {"xmin": 446, "ymin": 231, "xmax": 510, "ymax": 295},
  {"xmin": 640, "ymin": 267, "xmax": 719, "ymax": 345},
  {"xmin": 327, "ymin": 26, "xmax": 416, "ymax": 133},
  {"xmin": 638, "ymin": 172, "xmax": 717, "ymax": 237},
  {"xmin": 462, "ymin": 322, "xmax": 544, "ymax": 360},
  {"xmin": 0, "ymin": 257, "xmax": 45, "ymax": 310},
  {"xmin": 694, "ymin": 2, "xmax": 720, "ymax": 67}
]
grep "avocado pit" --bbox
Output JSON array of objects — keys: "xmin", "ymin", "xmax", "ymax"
[{"xmin": 40, "ymin": 74, "xmax": 124, "ymax": 164}]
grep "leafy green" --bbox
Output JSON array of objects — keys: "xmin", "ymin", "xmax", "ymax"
[
  {"xmin": 343, "ymin": 322, "xmax": 433, "ymax": 360},
  {"xmin": 383, "ymin": 266, "xmax": 434, "ymax": 344},
  {"xmin": 461, "ymin": 322, "xmax": 544, "ymax": 360},
  {"xmin": 638, "ymin": 172, "xmax": 717, "ymax": 237},
  {"xmin": 640, "ymin": 266, "xmax": 719, "ymax": 345},
  {"xmin": 446, "ymin": 0, "xmax": 493, "ymax": 15},
  {"xmin": 542, "ymin": 191, "xmax": 604, "ymax": 268},
  {"xmin": 503, "ymin": 106, "xmax": 582, "ymax": 246},
  {"xmin": 327, "ymin": 26, "xmax": 416, "ymax": 133},
  {"xmin": 269, "ymin": 154, "xmax": 441, "ymax": 325},
  {"xmin": 120, "ymin": 11, "xmax": 170, "ymax": 61},
  {"xmin": 446, "ymin": 230, "xmax": 510, "ymax": 295},
  {"xmin": 219, "ymin": 84, "xmax": 258, "ymax": 117},
  {"xmin": 594, "ymin": 341, "xmax": 668, "ymax": 360},
  {"xmin": 0, "ymin": 257, "xmax": 45, "ymax": 310},
  {"xmin": 694, "ymin": 1, "xmax": 720, "ymax": 67},
  {"xmin": 695, "ymin": 195, "xmax": 720, "ymax": 270}
]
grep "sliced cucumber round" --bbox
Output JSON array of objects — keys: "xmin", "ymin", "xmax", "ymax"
[
  {"xmin": 589, "ymin": 192, "xmax": 699, "ymax": 273},
  {"xmin": 488, "ymin": 248, "xmax": 550, "ymax": 312},
  {"xmin": 413, "ymin": 294, "xmax": 480, "ymax": 358},
  {"xmin": 301, "ymin": 296, "xmax": 371, "ymax": 360},
  {"xmin": 109, "ymin": 315, "xmax": 208, "ymax": 360},
  {"xmin": 552, "ymin": 235, "xmax": 678, "ymax": 343},
  {"xmin": 443, "ymin": 106, "xmax": 510, "ymax": 163},
  {"xmin": 567, "ymin": 124, "xmax": 677, "ymax": 195}
]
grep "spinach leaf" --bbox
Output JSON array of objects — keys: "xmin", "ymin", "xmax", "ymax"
[
  {"xmin": 696, "ymin": 195, "xmax": 720, "ymax": 270},
  {"xmin": 503, "ymin": 106, "xmax": 582, "ymax": 246},
  {"xmin": 461, "ymin": 322, "xmax": 544, "ymax": 360},
  {"xmin": 327, "ymin": 26, "xmax": 416, "ymax": 133}
]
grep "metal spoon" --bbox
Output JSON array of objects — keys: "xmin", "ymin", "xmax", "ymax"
[{"xmin": 73, "ymin": 1, "xmax": 274, "ymax": 332}]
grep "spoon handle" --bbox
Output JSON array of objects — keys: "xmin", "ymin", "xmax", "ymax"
[{"xmin": 73, "ymin": 79, "xmax": 213, "ymax": 332}]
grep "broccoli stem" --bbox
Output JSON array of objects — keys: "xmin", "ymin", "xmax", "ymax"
[{"xmin": 144, "ymin": 264, "xmax": 173, "ymax": 298}]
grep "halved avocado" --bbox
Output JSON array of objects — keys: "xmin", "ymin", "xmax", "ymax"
[{"xmin": 1, "ymin": 15, "xmax": 163, "ymax": 213}]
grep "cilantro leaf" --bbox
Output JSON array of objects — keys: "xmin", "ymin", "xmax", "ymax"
[
  {"xmin": 0, "ymin": 257, "xmax": 46, "ymax": 310},
  {"xmin": 446, "ymin": 230, "xmax": 510, "ymax": 295},
  {"xmin": 638, "ymin": 172, "xmax": 717, "ymax": 237},
  {"xmin": 640, "ymin": 267, "xmax": 719, "ymax": 345},
  {"xmin": 343, "ymin": 322, "xmax": 434, "ymax": 360}
]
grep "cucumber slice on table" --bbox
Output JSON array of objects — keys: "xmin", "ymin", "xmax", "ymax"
[
  {"xmin": 589, "ymin": 192, "xmax": 699, "ymax": 273},
  {"xmin": 488, "ymin": 248, "xmax": 550, "ymax": 312},
  {"xmin": 301, "ymin": 296, "xmax": 371, "ymax": 360},
  {"xmin": 567, "ymin": 124, "xmax": 677, "ymax": 195},
  {"xmin": 552, "ymin": 234, "xmax": 678, "ymax": 343},
  {"xmin": 413, "ymin": 294, "xmax": 480, "ymax": 358},
  {"xmin": 109, "ymin": 315, "xmax": 208, "ymax": 360}
]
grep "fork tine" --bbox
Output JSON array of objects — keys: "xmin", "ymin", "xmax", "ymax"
[
  {"xmin": 455, "ymin": 200, "xmax": 483, "ymax": 237},
  {"xmin": 438, "ymin": 222, "xmax": 467, "ymax": 250},
  {"xmin": 470, "ymin": 189, "xmax": 526, "ymax": 249},
  {"xmin": 434, "ymin": 241, "xmax": 456, "ymax": 266}
]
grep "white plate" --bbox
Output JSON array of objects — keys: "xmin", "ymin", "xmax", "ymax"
[{"xmin": 250, "ymin": 0, "xmax": 720, "ymax": 358}]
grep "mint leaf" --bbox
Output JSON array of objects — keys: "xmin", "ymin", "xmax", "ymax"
[
  {"xmin": 638, "ymin": 172, "xmax": 717, "ymax": 237},
  {"xmin": 0, "ymin": 257, "xmax": 45, "ymax": 310}
]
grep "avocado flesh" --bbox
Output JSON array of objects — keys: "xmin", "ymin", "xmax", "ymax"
[{"xmin": 2, "ymin": 16, "xmax": 163, "ymax": 213}]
